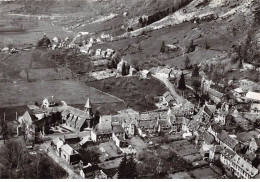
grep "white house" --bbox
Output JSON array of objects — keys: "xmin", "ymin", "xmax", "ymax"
[
  {"xmin": 140, "ymin": 70, "xmax": 151, "ymax": 79},
  {"xmin": 156, "ymin": 67, "xmax": 172, "ymax": 79}
]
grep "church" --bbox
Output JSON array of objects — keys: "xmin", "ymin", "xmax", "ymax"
[{"xmin": 61, "ymin": 98, "xmax": 95, "ymax": 131}]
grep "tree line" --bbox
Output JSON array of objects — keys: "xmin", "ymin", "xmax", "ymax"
[{"xmin": 139, "ymin": 0, "xmax": 192, "ymax": 27}]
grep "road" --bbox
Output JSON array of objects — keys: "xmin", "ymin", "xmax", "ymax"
[
  {"xmin": 40, "ymin": 142, "xmax": 82, "ymax": 179},
  {"xmin": 152, "ymin": 74, "xmax": 194, "ymax": 109}
]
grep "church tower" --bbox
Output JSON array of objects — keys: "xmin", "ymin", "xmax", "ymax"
[{"xmin": 85, "ymin": 98, "xmax": 93, "ymax": 116}]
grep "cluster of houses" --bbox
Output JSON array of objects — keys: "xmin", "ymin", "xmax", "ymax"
[{"xmin": 187, "ymin": 91, "xmax": 260, "ymax": 178}]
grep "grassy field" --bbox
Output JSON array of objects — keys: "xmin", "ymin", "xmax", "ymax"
[
  {"xmin": 87, "ymin": 76, "xmax": 167, "ymax": 112},
  {"xmin": 0, "ymin": 80, "xmax": 124, "ymax": 108},
  {"xmin": 0, "ymin": 49, "xmax": 59, "ymax": 80}
]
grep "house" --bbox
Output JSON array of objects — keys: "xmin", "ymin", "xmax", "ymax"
[
  {"xmin": 230, "ymin": 154, "xmax": 258, "ymax": 179},
  {"xmin": 95, "ymin": 49, "xmax": 102, "ymax": 56},
  {"xmin": 112, "ymin": 133, "xmax": 128, "ymax": 148},
  {"xmin": 80, "ymin": 164, "xmax": 107, "ymax": 179},
  {"xmin": 239, "ymin": 79, "xmax": 260, "ymax": 92},
  {"xmin": 208, "ymin": 88, "xmax": 224, "ymax": 104},
  {"xmin": 79, "ymin": 136, "xmax": 94, "ymax": 149},
  {"xmin": 117, "ymin": 59, "xmax": 128, "ymax": 75},
  {"xmin": 156, "ymin": 67, "xmax": 172, "ymax": 79},
  {"xmin": 137, "ymin": 119, "xmax": 157, "ymax": 137},
  {"xmin": 207, "ymin": 123, "xmax": 222, "ymax": 139},
  {"xmin": 51, "ymin": 137, "xmax": 64, "ymax": 156},
  {"xmin": 106, "ymin": 49, "xmax": 115, "ymax": 58},
  {"xmin": 60, "ymin": 144, "xmax": 80, "ymax": 164},
  {"xmin": 217, "ymin": 130, "xmax": 239, "ymax": 152},
  {"xmin": 61, "ymin": 99, "xmax": 94, "ymax": 131},
  {"xmin": 215, "ymin": 103, "xmax": 229, "ymax": 125},
  {"xmin": 236, "ymin": 132, "xmax": 254, "ymax": 146},
  {"xmin": 111, "ymin": 122, "xmax": 125, "ymax": 140},
  {"xmin": 18, "ymin": 111, "xmax": 44, "ymax": 141},
  {"xmin": 246, "ymin": 92, "xmax": 260, "ymax": 103},
  {"xmin": 101, "ymin": 50, "xmax": 107, "ymax": 58},
  {"xmin": 42, "ymin": 96, "xmax": 57, "ymax": 108},
  {"xmin": 249, "ymin": 138, "xmax": 260, "ymax": 153},
  {"xmin": 129, "ymin": 67, "xmax": 137, "ymax": 76},
  {"xmin": 250, "ymin": 104, "xmax": 260, "ymax": 113},
  {"xmin": 157, "ymin": 119, "xmax": 171, "ymax": 133},
  {"xmin": 140, "ymin": 70, "xmax": 151, "ymax": 79},
  {"xmin": 165, "ymin": 44, "xmax": 178, "ymax": 52},
  {"xmin": 169, "ymin": 116, "xmax": 184, "ymax": 135},
  {"xmin": 220, "ymin": 148, "xmax": 236, "ymax": 172},
  {"xmin": 91, "ymin": 118, "xmax": 113, "ymax": 143},
  {"xmin": 233, "ymin": 88, "xmax": 246, "ymax": 98},
  {"xmin": 202, "ymin": 104, "xmax": 216, "ymax": 122},
  {"xmin": 110, "ymin": 113, "xmax": 139, "ymax": 137},
  {"xmin": 99, "ymin": 142, "xmax": 121, "ymax": 159},
  {"xmin": 209, "ymin": 145, "xmax": 223, "ymax": 161},
  {"xmin": 163, "ymin": 91, "xmax": 175, "ymax": 107}
]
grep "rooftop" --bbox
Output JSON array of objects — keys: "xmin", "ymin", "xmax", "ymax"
[{"xmin": 246, "ymin": 91, "xmax": 260, "ymax": 102}]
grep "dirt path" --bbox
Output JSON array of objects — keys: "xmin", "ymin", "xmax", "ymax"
[{"xmin": 40, "ymin": 142, "xmax": 82, "ymax": 179}]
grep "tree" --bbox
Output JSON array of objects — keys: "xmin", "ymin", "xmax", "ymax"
[
  {"xmin": 160, "ymin": 41, "xmax": 165, "ymax": 53},
  {"xmin": 130, "ymin": 59, "xmax": 140, "ymax": 71},
  {"xmin": 0, "ymin": 120, "xmax": 12, "ymax": 144},
  {"xmin": 125, "ymin": 154, "xmax": 137, "ymax": 179},
  {"xmin": 192, "ymin": 79, "xmax": 201, "ymax": 94},
  {"xmin": 118, "ymin": 154, "xmax": 137, "ymax": 179},
  {"xmin": 138, "ymin": 44, "xmax": 142, "ymax": 52},
  {"xmin": 186, "ymin": 39, "xmax": 195, "ymax": 53},
  {"xmin": 118, "ymin": 154, "xmax": 127, "ymax": 179},
  {"xmin": 238, "ymin": 59, "xmax": 243, "ymax": 69},
  {"xmin": 192, "ymin": 64, "xmax": 200, "ymax": 77},
  {"xmin": 0, "ymin": 139, "xmax": 28, "ymax": 178},
  {"xmin": 178, "ymin": 73, "xmax": 186, "ymax": 90},
  {"xmin": 122, "ymin": 62, "xmax": 127, "ymax": 76},
  {"xmin": 184, "ymin": 56, "xmax": 191, "ymax": 69},
  {"xmin": 204, "ymin": 38, "xmax": 209, "ymax": 50}
]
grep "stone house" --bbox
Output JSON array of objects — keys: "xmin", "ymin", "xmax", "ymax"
[{"xmin": 60, "ymin": 144, "xmax": 80, "ymax": 164}]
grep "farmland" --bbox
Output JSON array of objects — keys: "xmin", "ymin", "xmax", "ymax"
[{"xmin": 0, "ymin": 80, "xmax": 124, "ymax": 107}]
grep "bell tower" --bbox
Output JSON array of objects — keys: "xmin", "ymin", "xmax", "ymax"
[{"xmin": 85, "ymin": 98, "xmax": 93, "ymax": 116}]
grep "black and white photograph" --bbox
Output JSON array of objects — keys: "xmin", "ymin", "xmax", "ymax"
[{"xmin": 0, "ymin": 0, "xmax": 259, "ymax": 179}]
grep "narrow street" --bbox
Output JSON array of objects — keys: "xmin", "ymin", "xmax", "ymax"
[
  {"xmin": 40, "ymin": 142, "xmax": 82, "ymax": 179},
  {"xmin": 152, "ymin": 74, "xmax": 194, "ymax": 108}
]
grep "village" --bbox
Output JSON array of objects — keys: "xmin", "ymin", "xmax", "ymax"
[
  {"xmin": 1, "ymin": 31, "xmax": 260, "ymax": 178},
  {"xmin": 0, "ymin": 0, "xmax": 260, "ymax": 179}
]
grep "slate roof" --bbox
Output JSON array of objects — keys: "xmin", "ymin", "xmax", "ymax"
[
  {"xmin": 208, "ymin": 88, "xmax": 224, "ymax": 98},
  {"xmin": 61, "ymin": 144, "xmax": 75, "ymax": 155},
  {"xmin": 111, "ymin": 123, "xmax": 125, "ymax": 134},
  {"xmin": 22, "ymin": 111, "xmax": 37, "ymax": 125},
  {"xmin": 94, "ymin": 120, "xmax": 112, "ymax": 135},
  {"xmin": 62, "ymin": 106, "xmax": 91, "ymax": 119},
  {"xmin": 236, "ymin": 132, "xmax": 254, "ymax": 143},
  {"xmin": 211, "ymin": 123, "xmax": 223, "ymax": 133},
  {"xmin": 204, "ymin": 131, "xmax": 215, "ymax": 144},
  {"xmin": 203, "ymin": 104, "xmax": 216, "ymax": 117},
  {"xmin": 215, "ymin": 145, "xmax": 223, "ymax": 153},
  {"xmin": 221, "ymin": 148, "xmax": 236, "ymax": 159},
  {"xmin": 157, "ymin": 119, "xmax": 170, "ymax": 127},
  {"xmin": 217, "ymin": 130, "xmax": 239, "ymax": 150},
  {"xmin": 138, "ymin": 120, "xmax": 157, "ymax": 129},
  {"xmin": 82, "ymin": 165, "xmax": 100, "ymax": 174}
]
